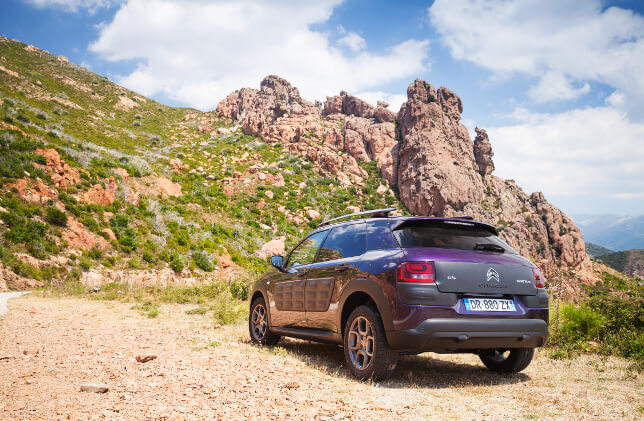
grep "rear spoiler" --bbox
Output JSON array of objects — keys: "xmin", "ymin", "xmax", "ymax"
[{"xmin": 391, "ymin": 218, "xmax": 498, "ymax": 236}]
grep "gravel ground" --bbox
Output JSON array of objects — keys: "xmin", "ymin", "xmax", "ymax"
[{"xmin": 0, "ymin": 295, "xmax": 641, "ymax": 420}]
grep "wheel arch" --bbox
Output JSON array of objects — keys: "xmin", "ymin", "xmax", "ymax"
[{"xmin": 338, "ymin": 277, "xmax": 394, "ymax": 337}]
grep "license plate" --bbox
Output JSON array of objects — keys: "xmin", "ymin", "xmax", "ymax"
[{"xmin": 464, "ymin": 298, "xmax": 516, "ymax": 312}]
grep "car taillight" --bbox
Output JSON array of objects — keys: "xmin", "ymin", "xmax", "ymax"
[
  {"xmin": 533, "ymin": 267, "xmax": 545, "ymax": 288},
  {"xmin": 398, "ymin": 262, "xmax": 435, "ymax": 283}
]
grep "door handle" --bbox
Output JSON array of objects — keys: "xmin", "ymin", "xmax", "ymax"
[{"xmin": 335, "ymin": 264, "xmax": 349, "ymax": 272}]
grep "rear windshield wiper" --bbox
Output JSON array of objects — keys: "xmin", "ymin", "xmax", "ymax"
[{"xmin": 474, "ymin": 243, "xmax": 505, "ymax": 253}]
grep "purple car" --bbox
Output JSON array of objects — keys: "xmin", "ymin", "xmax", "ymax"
[{"xmin": 249, "ymin": 208, "xmax": 548, "ymax": 380}]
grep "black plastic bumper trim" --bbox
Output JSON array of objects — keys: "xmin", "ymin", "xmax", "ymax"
[{"xmin": 386, "ymin": 318, "xmax": 548, "ymax": 351}]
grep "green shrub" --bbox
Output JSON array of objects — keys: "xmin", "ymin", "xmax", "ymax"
[
  {"xmin": 559, "ymin": 303, "xmax": 605, "ymax": 342},
  {"xmin": 45, "ymin": 206, "xmax": 67, "ymax": 227},
  {"xmin": 142, "ymin": 251, "xmax": 155, "ymax": 264},
  {"xmin": 170, "ymin": 256, "xmax": 184, "ymax": 273},
  {"xmin": 548, "ymin": 272, "xmax": 643, "ymax": 361},
  {"xmin": 193, "ymin": 251, "xmax": 214, "ymax": 272}
]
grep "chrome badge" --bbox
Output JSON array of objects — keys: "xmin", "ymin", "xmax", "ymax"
[{"xmin": 486, "ymin": 268, "xmax": 500, "ymax": 283}]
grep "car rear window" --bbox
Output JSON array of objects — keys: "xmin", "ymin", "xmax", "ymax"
[{"xmin": 393, "ymin": 221, "xmax": 515, "ymax": 253}]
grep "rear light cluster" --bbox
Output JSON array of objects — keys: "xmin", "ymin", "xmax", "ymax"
[
  {"xmin": 398, "ymin": 262, "xmax": 435, "ymax": 283},
  {"xmin": 533, "ymin": 267, "xmax": 545, "ymax": 288}
]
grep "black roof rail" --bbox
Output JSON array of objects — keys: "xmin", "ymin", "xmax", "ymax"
[{"xmin": 317, "ymin": 208, "xmax": 396, "ymax": 228}]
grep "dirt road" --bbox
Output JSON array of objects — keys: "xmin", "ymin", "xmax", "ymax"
[
  {"xmin": 0, "ymin": 291, "xmax": 27, "ymax": 317},
  {"xmin": 0, "ymin": 295, "xmax": 641, "ymax": 420}
]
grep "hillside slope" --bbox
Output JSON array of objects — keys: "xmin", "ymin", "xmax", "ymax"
[
  {"xmin": 595, "ymin": 249, "xmax": 644, "ymax": 279},
  {"xmin": 0, "ymin": 36, "xmax": 593, "ymax": 298},
  {"xmin": 0, "ymin": 36, "xmax": 405, "ymax": 293}
]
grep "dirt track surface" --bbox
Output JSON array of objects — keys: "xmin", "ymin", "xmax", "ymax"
[{"xmin": 0, "ymin": 296, "xmax": 641, "ymax": 420}]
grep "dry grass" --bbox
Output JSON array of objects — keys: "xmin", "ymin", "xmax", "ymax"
[{"xmin": 0, "ymin": 295, "xmax": 641, "ymax": 420}]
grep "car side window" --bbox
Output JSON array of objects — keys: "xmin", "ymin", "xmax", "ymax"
[
  {"xmin": 317, "ymin": 223, "xmax": 366, "ymax": 262},
  {"xmin": 286, "ymin": 231, "xmax": 327, "ymax": 268}
]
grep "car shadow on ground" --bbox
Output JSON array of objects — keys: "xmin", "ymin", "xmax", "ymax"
[{"xmin": 268, "ymin": 338, "xmax": 530, "ymax": 388}]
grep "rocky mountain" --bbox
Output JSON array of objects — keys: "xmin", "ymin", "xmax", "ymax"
[
  {"xmin": 573, "ymin": 214, "xmax": 644, "ymax": 251},
  {"xmin": 0, "ymin": 36, "xmax": 593, "ymax": 298},
  {"xmin": 217, "ymin": 76, "xmax": 594, "ymax": 294}
]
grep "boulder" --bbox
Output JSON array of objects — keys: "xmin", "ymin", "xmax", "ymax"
[
  {"xmin": 79, "ymin": 184, "xmax": 115, "ymax": 206},
  {"xmin": 256, "ymin": 236, "xmax": 286, "ymax": 259}
]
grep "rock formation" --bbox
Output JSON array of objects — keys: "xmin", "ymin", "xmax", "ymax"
[
  {"xmin": 33, "ymin": 148, "xmax": 80, "ymax": 189},
  {"xmin": 473, "ymin": 128, "xmax": 495, "ymax": 175},
  {"xmin": 395, "ymin": 79, "xmax": 592, "ymax": 284},
  {"xmin": 216, "ymin": 76, "xmax": 594, "ymax": 286},
  {"xmin": 216, "ymin": 75, "xmax": 399, "ymax": 186}
]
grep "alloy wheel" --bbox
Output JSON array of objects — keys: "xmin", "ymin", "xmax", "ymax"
[
  {"xmin": 347, "ymin": 316, "xmax": 375, "ymax": 370},
  {"xmin": 251, "ymin": 303, "xmax": 267, "ymax": 341}
]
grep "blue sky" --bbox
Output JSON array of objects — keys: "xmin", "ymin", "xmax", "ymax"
[{"xmin": 1, "ymin": 0, "xmax": 643, "ymax": 216}]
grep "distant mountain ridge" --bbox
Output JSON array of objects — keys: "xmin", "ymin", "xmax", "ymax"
[
  {"xmin": 594, "ymin": 249, "xmax": 644, "ymax": 280},
  {"xmin": 573, "ymin": 214, "xmax": 644, "ymax": 251},
  {"xmin": 585, "ymin": 242, "xmax": 614, "ymax": 258}
]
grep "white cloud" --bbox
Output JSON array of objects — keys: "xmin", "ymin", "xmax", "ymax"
[
  {"xmin": 527, "ymin": 71, "xmax": 589, "ymax": 103},
  {"xmin": 23, "ymin": 0, "xmax": 121, "ymax": 13},
  {"xmin": 89, "ymin": 0, "xmax": 429, "ymax": 110},
  {"xmin": 488, "ymin": 106, "xmax": 644, "ymax": 198},
  {"xmin": 429, "ymin": 0, "xmax": 644, "ymax": 115},
  {"xmin": 337, "ymin": 32, "xmax": 366, "ymax": 52}
]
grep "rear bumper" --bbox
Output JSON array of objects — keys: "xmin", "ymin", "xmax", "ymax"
[{"xmin": 386, "ymin": 318, "xmax": 549, "ymax": 352}]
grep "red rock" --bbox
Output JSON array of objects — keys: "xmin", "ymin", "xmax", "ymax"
[
  {"xmin": 80, "ymin": 184, "xmax": 115, "ymax": 206},
  {"xmin": 219, "ymin": 253, "xmax": 233, "ymax": 268},
  {"xmin": 101, "ymin": 228, "xmax": 117, "ymax": 242},
  {"xmin": 33, "ymin": 148, "xmax": 80, "ymax": 189},
  {"xmin": 473, "ymin": 127, "xmax": 495, "ymax": 175},
  {"xmin": 256, "ymin": 236, "xmax": 286, "ymax": 259},
  {"xmin": 63, "ymin": 217, "xmax": 110, "ymax": 251},
  {"xmin": 170, "ymin": 158, "xmax": 187, "ymax": 173},
  {"xmin": 127, "ymin": 190, "xmax": 141, "ymax": 206}
]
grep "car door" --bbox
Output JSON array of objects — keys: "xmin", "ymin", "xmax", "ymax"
[
  {"xmin": 267, "ymin": 230, "xmax": 328, "ymax": 328},
  {"xmin": 305, "ymin": 221, "xmax": 367, "ymax": 331}
]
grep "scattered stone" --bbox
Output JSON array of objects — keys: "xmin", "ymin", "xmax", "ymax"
[
  {"xmin": 306, "ymin": 209, "xmax": 321, "ymax": 220},
  {"xmin": 135, "ymin": 355, "xmax": 157, "ymax": 363},
  {"xmin": 80, "ymin": 384, "xmax": 109, "ymax": 393},
  {"xmin": 282, "ymin": 381, "xmax": 300, "ymax": 390}
]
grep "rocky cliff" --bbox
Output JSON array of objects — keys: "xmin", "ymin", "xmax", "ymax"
[{"xmin": 217, "ymin": 75, "xmax": 594, "ymax": 291}]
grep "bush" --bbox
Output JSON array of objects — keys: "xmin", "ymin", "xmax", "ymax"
[
  {"xmin": 548, "ymin": 272, "xmax": 643, "ymax": 361},
  {"xmin": 193, "ymin": 251, "xmax": 214, "ymax": 272},
  {"xmin": 45, "ymin": 206, "xmax": 67, "ymax": 227},
  {"xmin": 142, "ymin": 251, "xmax": 155, "ymax": 264},
  {"xmin": 559, "ymin": 304, "xmax": 605, "ymax": 342},
  {"xmin": 170, "ymin": 256, "xmax": 184, "ymax": 273}
]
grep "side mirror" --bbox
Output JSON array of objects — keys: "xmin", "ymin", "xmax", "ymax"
[{"xmin": 270, "ymin": 255, "xmax": 284, "ymax": 270}]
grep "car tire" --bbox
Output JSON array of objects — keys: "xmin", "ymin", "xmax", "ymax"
[
  {"xmin": 343, "ymin": 305, "xmax": 398, "ymax": 381},
  {"xmin": 479, "ymin": 348, "xmax": 534, "ymax": 373},
  {"xmin": 249, "ymin": 297, "xmax": 280, "ymax": 346}
]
